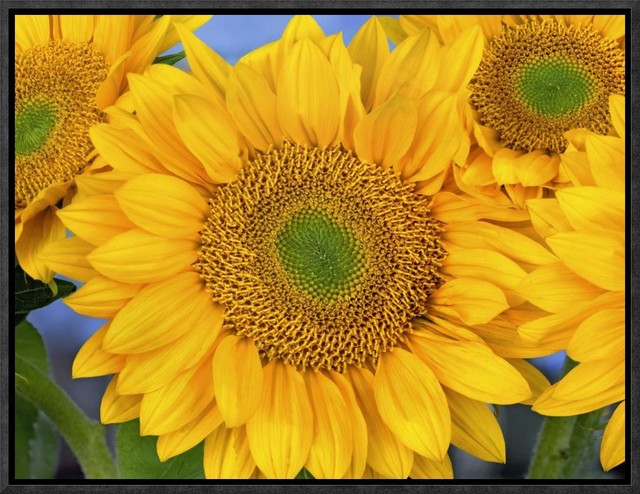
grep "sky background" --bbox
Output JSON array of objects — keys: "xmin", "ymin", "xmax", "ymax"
[{"xmin": 28, "ymin": 14, "xmax": 570, "ymax": 479}]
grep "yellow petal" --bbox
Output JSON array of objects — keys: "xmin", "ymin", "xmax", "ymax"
[
  {"xmin": 245, "ymin": 360, "xmax": 313, "ymax": 479},
  {"xmin": 96, "ymin": 51, "xmax": 131, "ymax": 110},
  {"xmin": 525, "ymin": 198, "xmax": 574, "ymax": 239},
  {"xmin": 75, "ymin": 171, "xmax": 138, "ymax": 200},
  {"xmin": 347, "ymin": 365, "xmax": 413, "ymax": 478},
  {"xmin": 429, "ymin": 278, "xmax": 509, "ymax": 326},
  {"xmin": 212, "ymin": 335, "xmax": 264, "ymax": 427},
  {"xmin": 226, "ymin": 62, "xmax": 282, "ymax": 151},
  {"xmin": 16, "ymin": 207, "xmax": 66, "ymax": 282},
  {"xmin": 204, "ymin": 425, "xmax": 255, "ymax": 479},
  {"xmin": 375, "ymin": 28, "xmax": 439, "ymax": 104},
  {"xmin": 353, "ymin": 93, "xmax": 417, "ymax": 170},
  {"xmin": 431, "ymin": 191, "xmax": 530, "ymax": 224},
  {"xmin": 552, "ymin": 358, "xmax": 624, "ymax": 402},
  {"xmin": 157, "ymin": 403, "xmax": 223, "ymax": 462},
  {"xmin": 434, "ymin": 25, "xmax": 483, "ymax": 92},
  {"xmin": 586, "ymin": 134, "xmax": 624, "ymax": 190},
  {"xmin": 567, "ymin": 308, "xmax": 625, "ymax": 362},
  {"xmin": 506, "ymin": 359, "xmax": 551, "ymax": 406},
  {"xmin": 304, "ymin": 371, "xmax": 352, "ymax": 479},
  {"xmin": 517, "ymin": 262, "xmax": 606, "ymax": 313},
  {"xmin": 103, "ymin": 272, "xmax": 211, "ymax": 354},
  {"xmin": 609, "ymin": 94, "xmax": 625, "ymax": 139},
  {"xmin": 156, "ymin": 15, "xmax": 212, "ymax": 54},
  {"xmin": 38, "ymin": 235, "xmax": 97, "ymax": 283},
  {"xmin": 442, "ymin": 220, "xmax": 558, "ymax": 267},
  {"xmin": 72, "ymin": 324, "xmax": 125, "ymax": 378},
  {"xmin": 276, "ymin": 38, "xmax": 340, "ymax": 148},
  {"xmin": 15, "ymin": 15, "xmax": 50, "ymax": 50},
  {"xmin": 64, "ymin": 276, "xmax": 142, "ymax": 319},
  {"xmin": 125, "ymin": 15, "xmax": 171, "ymax": 75},
  {"xmin": 375, "ymin": 348, "xmax": 450, "ymax": 461},
  {"xmin": 546, "ymin": 232, "xmax": 624, "ymax": 292},
  {"xmin": 533, "ymin": 375, "xmax": 624, "ymax": 417},
  {"xmin": 559, "ymin": 150, "xmax": 596, "ymax": 187},
  {"xmin": 600, "ymin": 401, "xmax": 625, "ymax": 471},
  {"xmin": 444, "ymin": 387, "xmax": 505, "ymax": 463},
  {"xmin": 175, "ymin": 22, "xmax": 228, "ymax": 102},
  {"xmin": 93, "ymin": 15, "xmax": 133, "ymax": 65},
  {"xmin": 442, "ymin": 248, "xmax": 527, "ymax": 292},
  {"xmin": 59, "ymin": 14, "xmax": 93, "ymax": 43},
  {"xmin": 410, "ymin": 454, "xmax": 453, "ymax": 479},
  {"xmin": 328, "ymin": 371, "xmax": 368, "ymax": 479},
  {"xmin": 115, "ymin": 173, "xmax": 208, "ymax": 239},
  {"xmin": 87, "ymin": 228, "xmax": 197, "ymax": 285},
  {"xmin": 556, "ymin": 187, "xmax": 624, "ymax": 232},
  {"xmin": 173, "ymin": 94, "xmax": 243, "ymax": 183},
  {"xmin": 116, "ymin": 305, "xmax": 224, "ymax": 395},
  {"xmin": 348, "ymin": 16, "xmax": 389, "ymax": 111},
  {"xmin": 408, "ymin": 331, "xmax": 531, "ymax": 404},
  {"xmin": 140, "ymin": 357, "xmax": 215, "ymax": 436},
  {"xmin": 101, "ymin": 375, "xmax": 141, "ymax": 424},
  {"xmin": 57, "ymin": 194, "xmax": 136, "ymax": 246}
]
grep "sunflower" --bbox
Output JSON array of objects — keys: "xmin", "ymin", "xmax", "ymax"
[
  {"xmin": 14, "ymin": 14, "xmax": 211, "ymax": 282},
  {"xmin": 384, "ymin": 14, "xmax": 625, "ymax": 207},
  {"xmin": 523, "ymin": 94, "xmax": 625, "ymax": 472},
  {"xmin": 41, "ymin": 16, "xmax": 563, "ymax": 479}
]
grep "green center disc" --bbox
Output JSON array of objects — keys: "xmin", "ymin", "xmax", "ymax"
[
  {"xmin": 516, "ymin": 57, "xmax": 595, "ymax": 117},
  {"xmin": 276, "ymin": 208, "xmax": 365, "ymax": 300},
  {"xmin": 15, "ymin": 100, "xmax": 57, "ymax": 156}
]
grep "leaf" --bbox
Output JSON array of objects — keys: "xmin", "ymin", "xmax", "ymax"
[
  {"xmin": 117, "ymin": 419, "xmax": 205, "ymax": 479},
  {"xmin": 154, "ymin": 51, "xmax": 186, "ymax": 66},
  {"xmin": 15, "ymin": 320, "xmax": 49, "ymax": 373},
  {"xmin": 295, "ymin": 467, "xmax": 315, "ymax": 479},
  {"xmin": 15, "ymin": 265, "xmax": 76, "ymax": 324},
  {"xmin": 14, "ymin": 321, "xmax": 60, "ymax": 479}
]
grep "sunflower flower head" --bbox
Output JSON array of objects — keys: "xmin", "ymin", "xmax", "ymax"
[
  {"xmin": 385, "ymin": 14, "xmax": 625, "ymax": 206},
  {"xmin": 14, "ymin": 14, "xmax": 211, "ymax": 282},
  {"xmin": 44, "ymin": 16, "xmax": 568, "ymax": 479}
]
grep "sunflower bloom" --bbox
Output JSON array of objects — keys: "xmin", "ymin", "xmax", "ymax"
[
  {"xmin": 14, "ymin": 14, "xmax": 211, "ymax": 282},
  {"xmin": 523, "ymin": 94, "xmax": 625, "ymax": 472},
  {"xmin": 385, "ymin": 14, "xmax": 625, "ymax": 206},
  {"xmin": 42, "ymin": 16, "xmax": 564, "ymax": 479}
]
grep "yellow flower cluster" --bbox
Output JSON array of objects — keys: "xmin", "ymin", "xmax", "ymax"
[{"xmin": 15, "ymin": 14, "xmax": 625, "ymax": 478}]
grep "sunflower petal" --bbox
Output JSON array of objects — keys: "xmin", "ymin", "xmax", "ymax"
[
  {"xmin": 551, "ymin": 358, "xmax": 624, "ymax": 402},
  {"xmin": 444, "ymin": 387, "xmax": 505, "ymax": 463},
  {"xmin": 347, "ymin": 365, "xmax": 413, "ymax": 478},
  {"xmin": 277, "ymin": 38, "xmax": 340, "ymax": 148},
  {"xmin": 600, "ymin": 401, "xmax": 625, "ymax": 471},
  {"xmin": 375, "ymin": 348, "xmax": 450, "ymax": 461},
  {"xmin": 442, "ymin": 248, "xmax": 527, "ymax": 292},
  {"xmin": 38, "ymin": 235, "xmax": 97, "ymax": 283},
  {"xmin": 157, "ymin": 403, "xmax": 223, "ymax": 462},
  {"xmin": 93, "ymin": 15, "xmax": 133, "ymax": 65},
  {"xmin": 304, "ymin": 371, "xmax": 352, "ymax": 479},
  {"xmin": 408, "ymin": 331, "xmax": 531, "ymax": 404},
  {"xmin": 103, "ymin": 272, "xmax": 211, "ymax": 354},
  {"xmin": 556, "ymin": 187, "xmax": 624, "ymax": 232},
  {"xmin": 586, "ymin": 134, "xmax": 624, "ymax": 190},
  {"xmin": 245, "ymin": 360, "xmax": 313, "ymax": 479},
  {"xmin": 567, "ymin": 308, "xmax": 625, "ymax": 362},
  {"xmin": 410, "ymin": 454, "xmax": 453, "ymax": 479},
  {"xmin": 72, "ymin": 324, "xmax": 125, "ymax": 378},
  {"xmin": 101, "ymin": 375, "xmax": 141, "ymax": 424},
  {"xmin": 64, "ymin": 276, "xmax": 142, "ymax": 319},
  {"xmin": 15, "ymin": 15, "xmax": 50, "ymax": 50},
  {"xmin": 434, "ymin": 26, "xmax": 483, "ymax": 92},
  {"xmin": 533, "ymin": 378, "xmax": 624, "ymax": 417},
  {"xmin": 212, "ymin": 335, "xmax": 264, "ymax": 428},
  {"xmin": 16, "ymin": 207, "xmax": 66, "ymax": 282},
  {"xmin": 204, "ymin": 425, "xmax": 255, "ymax": 479},
  {"xmin": 505, "ymin": 359, "xmax": 551, "ymax": 406}
]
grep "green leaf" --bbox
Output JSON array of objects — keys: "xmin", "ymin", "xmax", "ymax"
[
  {"xmin": 15, "ymin": 320, "xmax": 49, "ymax": 373},
  {"xmin": 295, "ymin": 467, "xmax": 315, "ymax": 479},
  {"xmin": 153, "ymin": 51, "xmax": 186, "ymax": 66},
  {"xmin": 14, "ymin": 321, "xmax": 60, "ymax": 479},
  {"xmin": 117, "ymin": 420, "xmax": 205, "ymax": 479},
  {"xmin": 15, "ymin": 265, "xmax": 76, "ymax": 323}
]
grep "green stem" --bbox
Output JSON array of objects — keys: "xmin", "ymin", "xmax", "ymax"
[
  {"xmin": 15, "ymin": 355, "xmax": 118, "ymax": 479},
  {"xmin": 527, "ymin": 357, "xmax": 608, "ymax": 479}
]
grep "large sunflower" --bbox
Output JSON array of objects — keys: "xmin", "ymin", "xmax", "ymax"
[
  {"xmin": 14, "ymin": 14, "xmax": 211, "ymax": 282},
  {"xmin": 41, "ymin": 16, "xmax": 562, "ymax": 479},
  {"xmin": 385, "ymin": 15, "xmax": 625, "ymax": 207},
  {"xmin": 524, "ymin": 95, "xmax": 625, "ymax": 472}
]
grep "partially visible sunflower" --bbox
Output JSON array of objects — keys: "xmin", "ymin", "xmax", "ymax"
[
  {"xmin": 384, "ymin": 15, "xmax": 625, "ymax": 207},
  {"xmin": 523, "ymin": 94, "xmax": 625, "ymax": 472},
  {"xmin": 14, "ymin": 14, "xmax": 211, "ymax": 282},
  {"xmin": 41, "ymin": 16, "xmax": 563, "ymax": 479}
]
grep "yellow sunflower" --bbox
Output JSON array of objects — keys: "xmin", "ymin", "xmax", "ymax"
[
  {"xmin": 41, "ymin": 16, "xmax": 562, "ymax": 479},
  {"xmin": 14, "ymin": 14, "xmax": 211, "ymax": 282},
  {"xmin": 384, "ymin": 14, "xmax": 625, "ymax": 207},
  {"xmin": 524, "ymin": 94, "xmax": 625, "ymax": 472}
]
